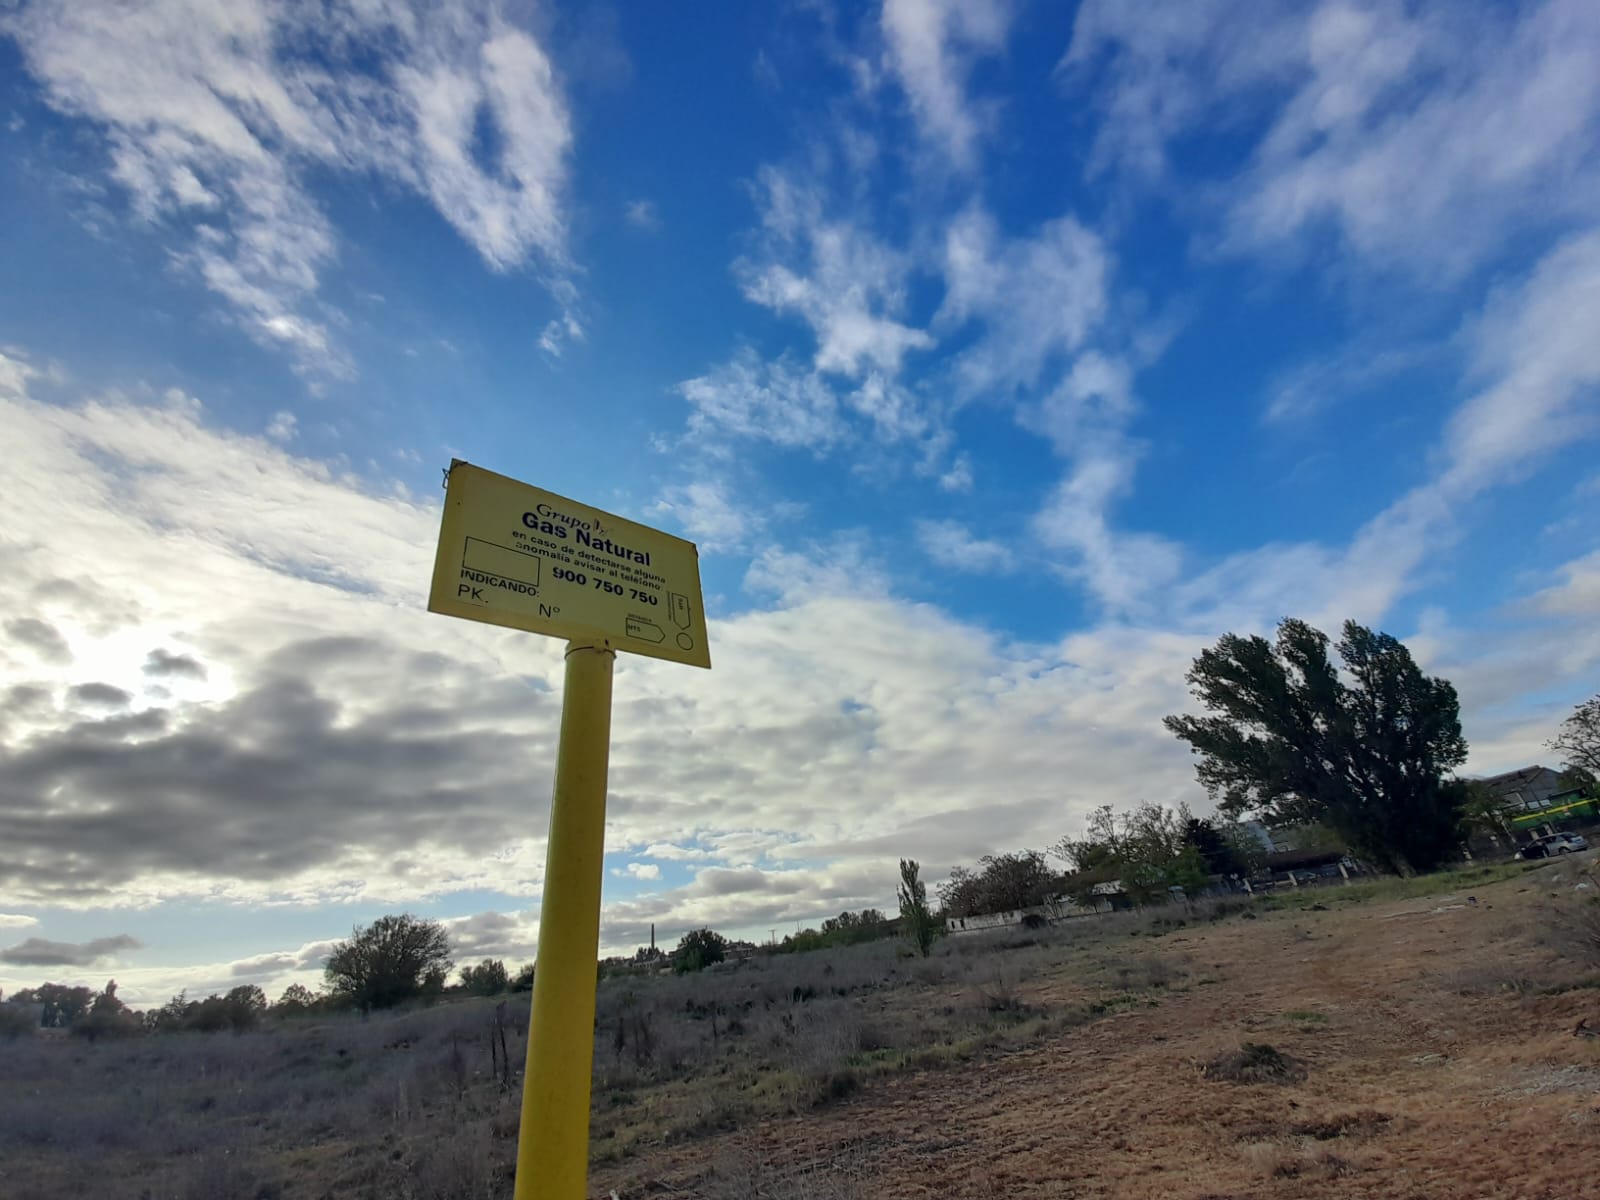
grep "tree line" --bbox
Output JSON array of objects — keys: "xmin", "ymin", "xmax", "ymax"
[
  {"xmin": 932, "ymin": 620, "xmax": 1600, "ymax": 920},
  {"xmin": 0, "ymin": 914, "xmax": 538, "ymax": 1038}
]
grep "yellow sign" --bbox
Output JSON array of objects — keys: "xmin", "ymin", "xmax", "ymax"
[{"xmin": 428, "ymin": 460, "xmax": 711, "ymax": 668}]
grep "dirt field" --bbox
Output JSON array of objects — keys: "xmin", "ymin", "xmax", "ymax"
[
  {"xmin": 595, "ymin": 860, "xmax": 1600, "ymax": 1200},
  {"xmin": 4, "ymin": 858, "xmax": 1598, "ymax": 1200}
]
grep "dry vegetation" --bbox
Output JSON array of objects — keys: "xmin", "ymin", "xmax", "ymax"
[{"xmin": 5, "ymin": 858, "xmax": 1600, "ymax": 1199}]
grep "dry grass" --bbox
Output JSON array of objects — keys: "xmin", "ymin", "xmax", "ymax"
[
  {"xmin": 593, "ymin": 855, "xmax": 1600, "ymax": 1199},
  {"xmin": 8, "ymin": 855, "xmax": 1600, "ymax": 1199}
]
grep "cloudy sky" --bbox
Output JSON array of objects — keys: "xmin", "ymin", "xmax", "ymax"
[{"xmin": 2, "ymin": 0, "xmax": 1598, "ymax": 1006}]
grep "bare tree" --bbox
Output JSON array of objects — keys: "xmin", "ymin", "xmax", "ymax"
[{"xmin": 1549, "ymin": 694, "xmax": 1600, "ymax": 785}]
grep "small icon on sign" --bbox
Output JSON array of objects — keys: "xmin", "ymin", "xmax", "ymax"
[
  {"xmin": 676, "ymin": 632, "xmax": 693, "ymax": 651},
  {"xmin": 668, "ymin": 591, "xmax": 691, "ymax": 630},
  {"xmin": 626, "ymin": 615, "xmax": 666, "ymax": 643}
]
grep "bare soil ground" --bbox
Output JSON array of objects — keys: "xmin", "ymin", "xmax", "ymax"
[
  {"xmin": 4, "ymin": 858, "xmax": 1598, "ymax": 1199},
  {"xmin": 595, "ymin": 861, "xmax": 1600, "ymax": 1200}
]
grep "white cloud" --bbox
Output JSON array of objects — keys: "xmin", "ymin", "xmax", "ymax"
[
  {"xmin": 265, "ymin": 410, "xmax": 297, "ymax": 443},
  {"xmin": 1173, "ymin": 225, "xmax": 1600, "ymax": 633},
  {"xmin": 743, "ymin": 536, "xmax": 891, "ymax": 605},
  {"xmin": 616, "ymin": 862, "xmax": 661, "ymax": 882},
  {"xmin": 638, "ymin": 843, "xmax": 714, "ymax": 862},
  {"xmin": 1229, "ymin": 0, "xmax": 1600, "ymax": 276},
  {"xmin": 938, "ymin": 205, "xmax": 1111, "ymax": 397},
  {"xmin": 938, "ymin": 452, "xmax": 974, "ymax": 493},
  {"xmin": 1023, "ymin": 351, "xmax": 1134, "ymax": 455},
  {"xmin": 678, "ymin": 348, "xmax": 941, "ymax": 461},
  {"xmin": 843, "ymin": 371, "xmax": 941, "ymax": 447},
  {"xmin": 653, "ymin": 479, "xmax": 760, "ymax": 554},
  {"xmin": 1063, "ymin": 0, "xmax": 1303, "ymax": 181},
  {"xmin": 1034, "ymin": 460, "xmax": 1182, "ymax": 614},
  {"xmin": 1529, "ymin": 550, "xmax": 1600, "ymax": 619},
  {"xmin": 5, "ymin": 1, "xmax": 576, "ymax": 374},
  {"xmin": 0, "ymin": 914, "xmax": 39, "ymax": 930},
  {"xmin": 1264, "ymin": 344, "xmax": 1432, "ymax": 426},
  {"xmin": 1444, "ymin": 229, "xmax": 1600, "ymax": 490},
  {"xmin": 737, "ymin": 167, "xmax": 933, "ymax": 380},
  {"xmin": 0, "ymin": 348, "xmax": 40, "ymax": 397},
  {"xmin": 397, "ymin": 14, "xmax": 572, "ymax": 269},
  {"xmin": 537, "ymin": 312, "xmax": 585, "ymax": 358},
  {"xmin": 1066, "ymin": 0, "xmax": 1600, "ymax": 278},
  {"xmin": 442, "ymin": 909, "xmax": 539, "ymax": 961},
  {"xmin": 931, "ymin": 205, "xmax": 1168, "ymax": 613},
  {"xmin": 624, "ymin": 198, "xmax": 661, "ymax": 232},
  {"xmin": 880, "ymin": 0, "xmax": 1013, "ymax": 169},
  {"xmin": 678, "ymin": 350, "xmax": 846, "ymax": 452},
  {"xmin": 915, "ymin": 519, "xmax": 1013, "ymax": 573}
]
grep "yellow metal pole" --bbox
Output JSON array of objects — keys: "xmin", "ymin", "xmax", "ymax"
[{"xmin": 513, "ymin": 640, "xmax": 616, "ymax": 1200}]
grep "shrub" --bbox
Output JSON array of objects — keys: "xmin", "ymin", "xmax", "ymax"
[
  {"xmin": 1202, "ymin": 1042, "xmax": 1307, "ymax": 1084},
  {"xmin": 971, "ymin": 967, "xmax": 1024, "ymax": 1015},
  {"xmin": 1537, "ymin": 896, "xmax": 1600, "ymax": 969},
  {"xmin": 0, "ymin": 1004, "xmax": 37, "ymax": 1040}
]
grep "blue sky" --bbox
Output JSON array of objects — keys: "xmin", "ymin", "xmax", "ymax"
[{"xmin": 2, "ymin": 0, "xmax": 1598, "ymax": 1004}]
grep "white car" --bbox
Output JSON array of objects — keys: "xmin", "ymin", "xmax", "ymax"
[{"xmin": 1518, "ymin": 833, "xmax": 1590, "ymax": 858}]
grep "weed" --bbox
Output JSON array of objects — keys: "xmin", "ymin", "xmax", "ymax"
[
  {"xmin": 1241, "ymin": 1139, "xmax": 1355, "ymax": 1180},
  {"xmin": 1292, "ymin": 1110, "xmax": 1391, "ymax": 1140},
  {"xmin": 703, "ymin": 1137, "xmax": 867, "ymax": 1200},
  {"xmin": 1535, "ymin": 895, "xmax": 1600, "ymax": 968},
  {"xmin": 971, "ymin": 967, "xmax": 1025, "ymax": 1015}
]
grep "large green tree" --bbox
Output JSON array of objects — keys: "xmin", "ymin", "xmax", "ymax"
[
  {"xmin": 1164, "ymin": 619, "xmax": 1468, "ymax": 875},
  {"xmin": 324, "ymin": 914, "xmax": 453, "ymax": 1011},
  {"xmin": 672, "ymin": 928, "xmax": 727, "ymax": 974}
]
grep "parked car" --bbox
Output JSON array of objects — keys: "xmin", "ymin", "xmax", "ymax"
[{"xmin": 1516, "ymin": 833, "xmax": 1589, "ymax": 859}]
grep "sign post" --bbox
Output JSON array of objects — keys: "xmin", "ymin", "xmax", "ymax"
[{"xmin": 428, "ymin": 461, "xmax": 710, "ymax": 1198}]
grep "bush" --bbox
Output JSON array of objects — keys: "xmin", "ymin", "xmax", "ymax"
[
  {"xmin": 1537, "ymin": 896, "xmax": 1600, "ymax": 968},
  {"xmin": 1202, "ymin": 1042, "xmax": 1306, "ymax": 1084},
  {"xmin": 0, "ymin": 1005, "xmax": 37, "ymax": 1040}
]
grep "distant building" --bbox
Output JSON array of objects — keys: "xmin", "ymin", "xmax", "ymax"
[
  {"xmin": 1481, "ymin": 765, "xmax": 1566, "ymax": 813},
  {"xmin": 1239, "ymin": 820, "xmax": 1281, "ymax": 853},
  {"xmin": 945, "ymin": 889, "xmax": 1128, "ymax": 935}
]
